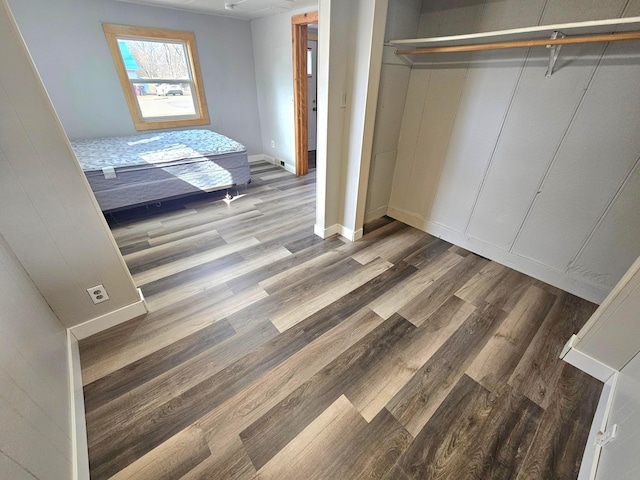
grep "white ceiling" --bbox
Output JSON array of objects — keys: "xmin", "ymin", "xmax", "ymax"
[{"xmin": 115, "ymin": 0, "xmax": 318, "ymax": 20}]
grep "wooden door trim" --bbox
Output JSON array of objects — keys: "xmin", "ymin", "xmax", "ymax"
[{"xmin": 292, "ymin": 11, "xmax": 318, "ymax": 176}]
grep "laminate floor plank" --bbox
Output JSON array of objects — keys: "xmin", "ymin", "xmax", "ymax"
[
  {"xmin": 107, "ymin": 426, "xmax": 210, "ymax": 480},
  {"xmin": 85, "ymin": 321, "xmax": 279, "ymax": 448},
  {"xmin": 333, "ymin": 407, "xmax": 413, "ymax": 480},
  {"xmin": 225, "ymin": 234, "xmax": 345, "ymax": 293},
  {"xmin": 123, "ymin": 228, "xmax": 223, "ymax": 272},
  {"xmin": 198, "ymin": 309, "xmax": 386, "ymax": 462},
  {"xmin": 118, "ymin": 239, "xmax": 150, "ymax": 256},
  {"xmin": 484, "ymin": 269, "xmax": 536, "ymax": 313},
  {"xmin": 297, "ymin": 262, "xmax": 418, "ymax": 342},
  {"xmin": 455, "ymin": 260, "xmax": 511, "ymax": 306},
  {"xmin": 147, "ymin": 205, "xmax": 262, "ymax": 240},
  {"xmin": 80, "ymin": 163, "xmax": 602, "ymax": 480},
  {"xmin": 386, "ymin": 375, "xmax": 542, "ymax": 480},
  {"xmin": 81, "ymin": 285, "xmax": 265, "ymax": 385},
  {"xmin": 387, "ymin": 302, "xmax": 506, "ymax": 436},
  {"xmin": 88, "ymin": 316, "xmax": 313, "ymax": 478},
  {"xmin": 402, "ymin": 237, "xmax": 453, "ymax": 269},
  {"xmin": 516, "ymin": 364, "xmax": 602, "ymax": 480},
  {"xmin": 283, "ymin": 232, "xmax": 331, "ymax": 254},
  {"xmin": 181, "ymin": 436, "xmax": 256, "ymax": 480},
  {"xmin": 351, "ymin": 224, "xmax": 427, "ymax": 265},
  {"xmin": 466, "ymin": 285, "xmax": 557, "ymax": 392},
  {"xmin": 363, "ymin": 215, "xmax": 396, "ymax": 234},
  {"xmin": 142, "ymin": 248, "xmax": 288, "ymax": 312},
  {"xmin": 239, "ymin": 315, "xmax": 416, "ymax": 470},
  {"xmin": 218, "ymin": 203, "xmax": 314, "ymax": 243},
  {"xmin": 225, "ymin": 256, "xmax": 369, "ymax": 334},
  {"xmin": 398, "ymin": 253, "xmax": 488, "ymax": 327},
  {"xmin": 257, "ymin": 245, "xmax": 362, "ymax": 294},
  {"xmin": 269, "ymin": 256, "xmax": 392, "ymax": 332},
  {"xmin": 254, "ymin": 395, "xmax": 368, "ymax": 480},
  {"xmin": 133, "ymin": 236, "xmax": 261, "ymax": 286},
  {"xmin": 369, "ymin": 250, "xmax": 464, "ymax": 320},
  {"xmin": 83, "ymin": 318, "xmax": 235, "ymax": 413},
  {"xmin": 345, "ymin": 298, "xmax": 475, "ymax": 422},
  {"xmin": 384, "ymin": 374, "xmax": 490, "ymax": 480},
  {"xmin": 509, "ymin": 293, "xmax": 598, "ymax": 409}
]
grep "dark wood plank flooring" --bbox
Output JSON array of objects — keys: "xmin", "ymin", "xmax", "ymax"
[{"xmin": 79, "ymin": 161, "xmax": 602, "ymax": 479}]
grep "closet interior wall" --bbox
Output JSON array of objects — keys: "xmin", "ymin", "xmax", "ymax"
[{"xmin": 369, "ymin": 0, "xmax": 640, "ymax": 303}]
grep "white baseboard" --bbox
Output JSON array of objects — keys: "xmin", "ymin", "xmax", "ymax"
[
  {"xmin": 66, "ymin": 330, "xmax": 90, "ymax": 480},
  {"xmin": 315, "ymin": 223, "xmax": 340, "ymax": 239},
  {"xmin": 250, "ymin": 154, "xmax": 295, "ymax": 174},
  {"xmin": 578, "ymin": 373, "xmax": 618, "ymax": 480},
  {"xmin": 314, "ymin": 224, "xmax": 363, "ymax": 242},
  {"xmin": 248, "ymin": 154, "xmax": 268, "ymax": 163},
  {"xmin": 364, "ymin": 205, "xmax": 388, "ymax": 224},
  {"xmin": 561, "ymin": 335, "xmax": 617, "ymax": 382},
  {"xmin": 340, "ymin": 225, "xmax": 363, "ymax": 242},
  {"xmin": 70, "ymin": 288, "xmax": 148, "ymax": 340},
  {"xmin": 386, "ymin": 206, "xmax": 610, "ymax": 304}
]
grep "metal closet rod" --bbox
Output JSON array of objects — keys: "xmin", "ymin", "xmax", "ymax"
[{"xmin": 395, "ymin": 31, "xmax": 640, "ymax": 55}]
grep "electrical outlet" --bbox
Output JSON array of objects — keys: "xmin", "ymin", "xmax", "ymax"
[
  {"xmin": 87, "ymin": 284, "xmax": 109, "ymax": 304},
  {"xmin": 271, "ymin": 140, "xmax": 276, "ymax": 148},
  {"xmin": 280, "ymin": 160, "xmax": 285, "ymax": 167}
]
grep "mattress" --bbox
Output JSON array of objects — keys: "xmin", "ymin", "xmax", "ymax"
[{"xmin": 71, "ymin": 130, "xmax": 251, "ymax": 212}]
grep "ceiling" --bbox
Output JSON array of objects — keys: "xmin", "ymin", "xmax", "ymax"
[{"xmin": 116, "ymin": 0, "xmax": 318, "ymax": 20}]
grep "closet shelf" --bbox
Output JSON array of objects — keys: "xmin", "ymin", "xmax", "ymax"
[{"xmin": 390, "ymin": 16, "xmax": 640, "ymax": 75}]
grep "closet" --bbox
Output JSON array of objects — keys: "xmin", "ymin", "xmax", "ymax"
[{"xmin": 366, "ymin": 0, "xmax": 640, "ymax": 303}]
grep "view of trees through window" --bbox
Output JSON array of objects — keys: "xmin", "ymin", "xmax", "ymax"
[
  {"xmin": 125, "ymin": 40, "xmax": 189, "ymax": 80},
  {"xmin": 117, "ymin": 38, "xmax": 196, "ymax": 119}
]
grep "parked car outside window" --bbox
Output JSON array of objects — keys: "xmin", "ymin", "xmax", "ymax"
[{"xmin": 156, "ymin": 84, "xmax": 184, "ymax": 96}]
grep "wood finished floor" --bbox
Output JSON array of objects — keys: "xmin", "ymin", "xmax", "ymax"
[{"xmin": 80, "ymin": 161, "xmax": 603, "ymax": 480}]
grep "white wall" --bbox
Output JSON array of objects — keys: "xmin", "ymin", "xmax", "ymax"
[
  {"xmin": 364, "ymin": 0, "xmax": 421, "ymax": 223},
  {"xmin": 8, "ymin": 0, "xmax": 263, "ymax": 154},
  {"xmin": 0, "ymin": 232, "xmax": 72, "ymax": 480},
  {"xmin": 251, "ymin": 4, "xmax": 318, "ymax": 170},
  {"xmin": 1, "ymin": 0, "xmax": 141, "ymax": 327},
  {"xmin": 386, "ymin": 0, "xmax": 640, "ymax": 302},
  {"xmin": 316, "ymin": 0, "xmax": 389, "ymax": 240}
]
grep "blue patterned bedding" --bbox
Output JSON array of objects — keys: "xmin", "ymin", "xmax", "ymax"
[
  {"xmin": 71, "ymin": 129, "xmax": 251, "ymax": 212},
  {"xmin": 71, "ymin": 129, "xmax": 246, "ymax": 171}
]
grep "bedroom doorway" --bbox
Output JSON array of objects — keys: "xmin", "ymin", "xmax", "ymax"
[{"xmin": 291, "ymin": 10, "xmax": 318, "ymax": 176}]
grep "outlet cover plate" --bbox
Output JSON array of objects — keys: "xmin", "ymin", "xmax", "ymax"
[{"xmin": 87, "ymin": 284, "xmax": 109, "ymax": 304}]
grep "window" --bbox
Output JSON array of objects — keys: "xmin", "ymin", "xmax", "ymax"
[{"xmin": 103, "ymin": 24, "xmax": 209, "ymax": 130}]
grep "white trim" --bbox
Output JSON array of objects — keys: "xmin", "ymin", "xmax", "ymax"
[
  {"xmin": 561, "ymin": 335, "xmax": 617, "ymax": 382},
  {"xmin": 66, "ymin": 330, "xmax": 90, "ymax": 480},
  {"xmin": 389, "ymin": 16, "xmax": 640, "ymax": 47},
  {"xmin": 250, "ymin": 154, "xmax": 296, "ymax": 174},
  {"xmin": 578, "ymin": 373, "xmax": 619, "ymax": 480},
  {"xmin": 282, "ymin": 162, "xmax": 296, "ymax": 174},
  {"xmin": 314, "ymin": 223, "xmax": 340, "ymax": 239},
  {"xmin": 386, "ymin": 206, "xmax": 610, "ymax": 304},
  {"xmin": 339, "ymin": 225, "xmax": 363, "ymax": 242},
  {"xmin": 313, "ymin": 223, "xmax": 363, "ymax": 242},
  {"xmin": 69, "ymin": 288, "xmax": 148, "ymax": 340},
  {"xmin": 248, "ymin": 154, "xmax": 268, "ymax": 163},
  {"xmin": 364, "ymin": 205, "xmax": 388, "ymax": 224}
]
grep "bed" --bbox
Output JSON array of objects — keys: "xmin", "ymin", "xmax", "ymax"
[{"xmin": 71, "ymin": 129, "xmax": 251, "ymax": 212}]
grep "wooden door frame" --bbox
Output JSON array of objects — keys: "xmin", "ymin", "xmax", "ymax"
[{"xmin": 292, "ymin": 11, "xmax": 318, "ymax": 176}]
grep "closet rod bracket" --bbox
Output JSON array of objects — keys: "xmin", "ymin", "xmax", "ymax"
[{"xmin": 546, "ymin": 31, "xmax": 566, "ymax": 78}]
